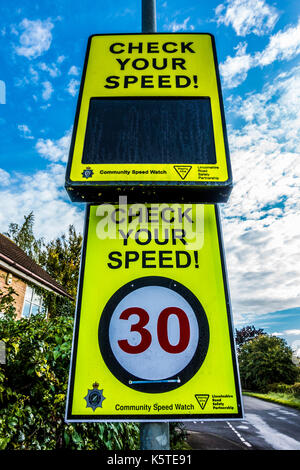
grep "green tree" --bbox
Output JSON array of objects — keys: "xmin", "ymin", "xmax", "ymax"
[
  {"xmin": 0, "ymin": 291, "xmax": 186, "ymax": 450},
  {"xmin": 39, "ymin": 225, "xmax": 82, "ymax": 301},
  {"xmin": 0, "ymin": 287, "xmax": 17, "ymax": 318},
  {"xmin": 38, "ymin": 225, "xmax": 82, "ymax": 317},
  {"xmin": 4, "ymin": 212, "xmax": 43, "ymax": 262},
  {"xmin": 238, "ymin": 334, "xmax": 299, "ymax": 392},
  {"xmin": 235, "ymin": 325, "xmax": 266, "ymax": 351},
  {"xmin": 0, "ymin": 290, "xmax": 139, "ymax": 450},
  {"xmin": 5, "ymin": 213, "xmax": 82, "ymax": 318}
]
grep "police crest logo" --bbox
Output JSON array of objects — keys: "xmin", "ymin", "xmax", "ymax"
[{"xmin": 84, "ymin": 382, "xmax": 106, "ymax": 411}]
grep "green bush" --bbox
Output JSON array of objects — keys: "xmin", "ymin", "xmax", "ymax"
[
  {"xmin": 0, "ymin": 299, "xmax": 139, "ymax": 450},
  {"xmin": 267, "ymin": 383, "xmax": 290, "ymax": 394},
  {"xmin": 292, "ymin": 382, "xmax": 300, "ymax": 397},
  {"xmin": 0, "ymin": 290, "xmax": 186, "ymax": 450},
  {"xmin": 238, "ymin": 334, "xmax": 299, "ymax": 392},
  {"xmin": 268, "ymin": 382, "xmax": 300, "ymax": 397}
]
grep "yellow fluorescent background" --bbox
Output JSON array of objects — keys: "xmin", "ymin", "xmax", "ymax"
[
  {"xmin": 68, "ymin": 33, "xmax": 229, "ymax": 184},
  {"xmin": 66, "ymin": 204, "xmax": 242, "ymax": 420}
]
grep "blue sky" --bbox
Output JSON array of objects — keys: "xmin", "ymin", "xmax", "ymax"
[{"xmin": 0, "ymin": 0, "xmax": 300, "ymax": 355}]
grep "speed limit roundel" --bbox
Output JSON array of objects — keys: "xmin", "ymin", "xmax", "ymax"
[{"xmin": 98, "ymin": 276, "xmax": 209, "ymax": 393}]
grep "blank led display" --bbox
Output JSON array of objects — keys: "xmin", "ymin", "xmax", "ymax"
[{"xmin": 82, "ymin": 98, "xmax": 216, "ymax": 165}]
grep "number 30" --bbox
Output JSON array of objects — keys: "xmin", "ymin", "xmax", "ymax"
[{"xmin": 117, "ymin": 306, "xmax": 190, "ymax": 355}]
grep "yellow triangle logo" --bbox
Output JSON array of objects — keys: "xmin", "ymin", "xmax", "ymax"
[
  {"xmin": 195, "ymin": 394, "xmax": 209, "ymax": 410},
  {"xmin": 174, "ymin": 165, "xmax": 192, "ymax": 180}
]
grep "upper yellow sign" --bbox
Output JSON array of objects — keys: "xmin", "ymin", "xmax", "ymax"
[{"xmin": 65, "ymin": 33, "xmax": 232, "ymax": 203}]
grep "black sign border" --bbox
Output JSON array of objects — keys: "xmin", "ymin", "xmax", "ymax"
[{"xmin": 64, "ymin": 32, "xmax": 233, "ymax": 204}]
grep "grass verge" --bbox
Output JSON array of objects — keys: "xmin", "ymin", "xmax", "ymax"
[{"xmin": 243, "ymin": 392, "xmax": 300, "ymax": 411}]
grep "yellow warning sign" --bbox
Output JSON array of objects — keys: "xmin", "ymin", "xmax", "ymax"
[
  {"xmin": 65, "ymin": 33, "xmax": 232, "ymax": 203},
  {"xmin": 65, "ymin": 203, "xmax": 243, "ymax": 422}
]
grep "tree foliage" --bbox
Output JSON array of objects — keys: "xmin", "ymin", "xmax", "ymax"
[
  {"xmin": 0, "ymin": 295, "xmax": 139, "ymax": 450},
  {"xmin": 4, "ymin": 212, "xmax": 43, "ymax": 262},
  {"xmin": 238, "ymin": 334, "xmax": 299, "ymax": 392},
  {"xmin": 5, "ymin": 212, "xmax": 82, "ymax": 317},
  {"xmin": 38, "ymin": 225, "xmax": 82, "ymax": 317},
  {"xmin": 38, "ymin": 225, "xmax": 82, "ymax": 302},
  {"xmin": 0, "ymin": 214, "xmax": 188, "ymax": 450},
  {"xmin": 0, "ymin": 290, "xmax": 186, "ymax": 450},
  {"xmin": 235, "ymin": 325, "xmax": 266, "ymax": 351}
]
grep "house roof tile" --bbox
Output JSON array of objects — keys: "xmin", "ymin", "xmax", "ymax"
[{"xmin": 0, "ymin": 233, "xmax": 73, "ymax": 299}]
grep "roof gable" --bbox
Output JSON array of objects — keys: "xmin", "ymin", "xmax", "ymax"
[{"xmin": 0, "ymin": 233, "xmax": 73, "ymax": 299}]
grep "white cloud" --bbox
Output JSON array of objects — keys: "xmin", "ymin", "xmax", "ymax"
[
  {"xmin": 0, "ymin": 164, "xmax": 83, "ymax": 241},
  {"xmin": 0, "ymin": 169, "xmax": 10, "ymax": 186},
  {"xmin": 285, "ymin": 330, "xmax": 300, "ymax": 336},
  {"xmin": 291, "ymin": 340, "xmax": 300, "ymax": 357},
  {"xmin": 254, "ymin": 18, "xmax": 300, "ymax": 66},
  {"xmin": 38, "ymin": 62, "xmax": 60, "ymax": 78},
  {"xmin": 220, "ymin": 18, "xmax": 300, "ymax": 88},
  {"xmin": 68, "ymin": 66, "xmax": 80, "ymax": 76},
  {"xmin": 18, "ymin": 124, "xmax": 34, "ymax": 139},
  {"xmin": 57, "ymin": 55, "xmax": 66, "ymax": 64},
  {"xmin": 221, "ymin": 66, "xmax": 300, "ymax": 318},
  {"xmin": 14, "ymin": 18, "xmax": 54, "ymax": 59},
  {"xmin": 215, "ymin": 0, "xmax": 279, "ymax": 36},
  {"xmin": 0, "ymin": 80, "xmax": 5, "ymax": 104},
  {"xmin": 40, "ymin": 103, "xmax": 51, "ymax": 111},
  {"xmin": 41, "ymin": 81, "xmax": 53, "ymax": 100},
  {"xmin": 29, "ymin": 65, "xmax": 39, "ymax": 83},
  {"xmin": 35, "ymin": 128, "xmax": 72, "ymax": 163},
  {"xmin": 219, "ymin": 42, "xmax": 253, "ymax": 88},
  {"xmin": 165, "ymin": 16, "xmax": 194, "ymax": 32},
  {"xmin": 66, "ymin": 78, "xmax": 80, "ymax": 97}
]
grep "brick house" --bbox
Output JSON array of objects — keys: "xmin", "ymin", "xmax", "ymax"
[{"xmin": 0, "ymin": 233, "xmax": 73, "ymax": 319}]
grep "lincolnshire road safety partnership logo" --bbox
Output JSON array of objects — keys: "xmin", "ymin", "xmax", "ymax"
[
  {"xmin": 195, "ymin": 394, "xmax": 209, "ymax": 410},
  {"xmin": 84, "ymin": 382, "xmax": 106, "ymax": 411},
  {"xmin": 173, "ymin": 165, "xmax": 192, "ymax": 180}
]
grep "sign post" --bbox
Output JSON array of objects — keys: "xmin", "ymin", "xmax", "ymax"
[
  {"xmin": 142, "ymin": 0, "xmax": 157, "ymax": 33},
  {"xmin": 140, "ymin": 0, "xmax": 169, "ymax": 450},
  {"xmin": 65, "ymin": 0, "xmax": 243, "ymax": 453}
]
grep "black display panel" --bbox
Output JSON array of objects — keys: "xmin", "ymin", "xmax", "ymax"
[{"xmin": 82, "ymin": 98, "xmax": 216, "ymax": 165}]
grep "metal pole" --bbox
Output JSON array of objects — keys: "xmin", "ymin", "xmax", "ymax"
[
  {"xmin": 142, "ymin": 0, "xmax": 157, "ymax": 33},
  {"xmin": 139, "ymin": 0, "xmax": 170, "ymax": 452},
  {"xmin": 140, "ymin": 422, "xmax": 170, "ymax": 450}
]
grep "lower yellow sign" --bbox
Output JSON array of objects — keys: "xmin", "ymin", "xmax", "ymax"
[{"xmin": 65, "ymin": 203, "xmax": 243, "ymax": 421}]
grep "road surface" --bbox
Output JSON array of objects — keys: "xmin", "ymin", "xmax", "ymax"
[{"xmin": 184, "ymin": 395, "xmax": 300, "ymax": 450}]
